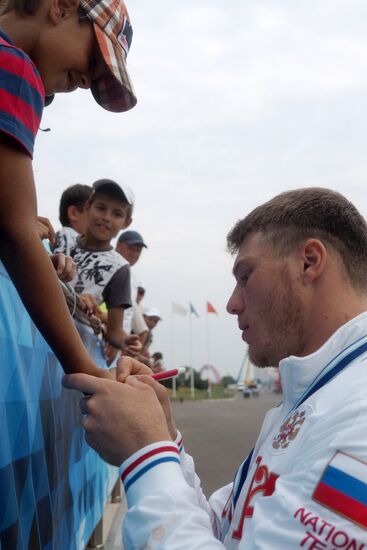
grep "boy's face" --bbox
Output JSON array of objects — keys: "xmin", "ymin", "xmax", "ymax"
[
  {"xmin": 67, "ymin": 205, "xmax": 89, "ymax": 234},
  {"xmin": 85, "ymin": 193, "xmax": 131, "ymax": 245},
  {"xmin": 32, "ymin": 2, "xmax": 105, "ymax": 96}
]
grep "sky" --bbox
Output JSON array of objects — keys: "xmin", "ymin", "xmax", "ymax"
[{"xmin": 34, "ymin": 0, "xmax": 367, "ymax": 379}]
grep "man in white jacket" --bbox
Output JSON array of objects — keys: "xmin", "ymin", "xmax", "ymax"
[{"xmin": 64, "ymin": 187, "xmax": 367, "ymax": 549}]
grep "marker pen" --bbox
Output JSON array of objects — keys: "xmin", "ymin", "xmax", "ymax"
[{"xmin": 151, "ymin": 367, "xmax": 186, "ymax": 382}]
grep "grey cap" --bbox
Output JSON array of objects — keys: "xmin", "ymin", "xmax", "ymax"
[{"xmin": 92, "ymin": 179, "xmax": 135, "ymax": 206}]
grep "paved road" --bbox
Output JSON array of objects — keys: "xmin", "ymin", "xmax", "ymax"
[
  {"xmin": 172, "ymin": 391, "xmax": 280, "ymax": 495},
  {"xmin": 103, "ymin": 390, "xmax": 280, "ymax": 549}
]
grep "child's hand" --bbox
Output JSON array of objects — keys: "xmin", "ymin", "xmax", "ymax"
[
  {"xmin": 79, "ymin": 294, "xmax": 101, "ymax": 316},
  {"xmin": 50, "ymin": 253, "xmax": 76, "ymax": 282},
  {"xmin": 37, "ymin": 216, "xmax": 55, "ymax": 245},
  {"xmin": 123, "ymin": 334, "xmax": 143, "ymax": 357},
  {"xmin": 103, "ymin": 342, "xmax": 120, "ymax": 365}
]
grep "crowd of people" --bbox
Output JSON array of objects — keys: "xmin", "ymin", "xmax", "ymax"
[
  {"xmin": 51, "ymin": 179, "xmax": 165, "ymax": 370},
  {"xmin": 1, "ymin": 0, "xmax": 367, "ymax": 548}
]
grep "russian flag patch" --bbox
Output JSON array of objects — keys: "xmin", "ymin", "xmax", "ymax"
[{"xmin": 313, "ymin": 451, "xmax": 367, "ymax": 529}]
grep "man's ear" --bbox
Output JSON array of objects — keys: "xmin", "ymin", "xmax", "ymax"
[
  {"xmin": 48, "ymin": 0, "xmax": 79, "ymax": 24},
  {"xmin": 300, "ymin": 239, "xmax": 327, "ymax": 285}
]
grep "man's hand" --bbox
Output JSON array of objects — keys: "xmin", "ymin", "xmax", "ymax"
[
  {"xmin": 62, "ymin": 374, "xmax": 171, "ymax": 465},
  {"xmin": 115, "ymin": 355, "xmax": 151, "ymax": 381},
  {"xmin": 123, "ymin": 334, "xmax": 143, "ymax": 357},
  {"xmin": 116, "ymin": 357, "xmax": 177, "ymax": 440},
  {"xmin": 50, "ymin": 253, "xmax": 76, "ymax": 282},
  {"xmin": 37, "ymin": 216, "xmax": 55, "ymax": 245}
]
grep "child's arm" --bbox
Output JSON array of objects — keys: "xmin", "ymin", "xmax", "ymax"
[
  {"xmin": 36, "ymin": 216, "xmax": 55, "ymax": 245},
  {"xmin": 107, "ymin": 307, "xmax": 142, "ymax": 356},
  {"xmin": 0, "ymin": 138, "xmax": 106, "ymax": 377}
]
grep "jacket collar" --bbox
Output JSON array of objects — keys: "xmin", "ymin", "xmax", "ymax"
[{"xmin": 279, "ymin": 311, "xmax": 367, "ymax": 411}]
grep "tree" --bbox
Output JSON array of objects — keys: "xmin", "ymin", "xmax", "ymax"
[{"xmin": 221, "ymin": 375, "xmax": 236, "ymax": 387}]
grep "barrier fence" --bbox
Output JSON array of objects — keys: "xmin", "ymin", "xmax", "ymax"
[{"xmin": 0, "ymin": 263, "xmax": 119, "ymax": 550}]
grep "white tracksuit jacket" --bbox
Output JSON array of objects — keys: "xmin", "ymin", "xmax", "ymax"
[{"xmin": 120, "ymin": 312, "xmax": 367, "ymax": 549}]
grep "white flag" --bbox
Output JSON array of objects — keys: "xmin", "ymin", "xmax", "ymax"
[{"xmin": 172, "ymin": 301, "xmax": 187, "ymax": 316}]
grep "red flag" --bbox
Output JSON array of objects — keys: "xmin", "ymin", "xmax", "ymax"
[{"xmin": 207, "ymin": 301, "xmax": 218, "ymax": 314}]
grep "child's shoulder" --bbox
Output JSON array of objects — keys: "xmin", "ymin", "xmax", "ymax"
[
  {"xmin": 0, "ymin": 30, "xmax": 43, "ymax": 90},
  {"xmin": 0, "ymin": 30, "xmax": 45, "ymax": 157},
  {"xmin": 54, "ymin": 227, "xmax": 78, "ymax": 252},
  {"xmin": 69, "ymin": 241, "xmax": 128, "ymax": 272},
  {"xmin": 96, "ymin": 248, "xmax": 129, "ymax": 269}
]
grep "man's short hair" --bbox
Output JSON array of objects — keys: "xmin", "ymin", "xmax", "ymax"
[
  {"xmin": 59, "ymin": 184, "xmax": 93, "ymax": 227},
  {"xmin": 227, "ymin": 187, "xmax": 367, "ymax": 292}
]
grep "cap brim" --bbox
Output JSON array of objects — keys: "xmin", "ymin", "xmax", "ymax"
[
  {"xmin": 93, "ymin": 181, "xmax": 133, "ymax": 205},
  {"xmin": 125, "ymin": 240, "xmax": 147, "ymax": 247},
  {"xmin": 91, "ymin": 24, "xmax": 137, "ymax": 113}
]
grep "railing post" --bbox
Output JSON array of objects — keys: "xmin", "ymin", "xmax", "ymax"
[
  {"xmin": 87, "ymin": 518, "xmax": 104, "ymax": 549},
  {"xmin": 111, "ymin": 478, "xmax": 122, "ymax": 503}
]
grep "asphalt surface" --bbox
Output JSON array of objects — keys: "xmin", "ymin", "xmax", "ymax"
[
  {"xmin": 103, "ymin": 390, "xmax": 280, "ymax": 549},
  {"xmin": 172, "ymin": 391, "xmax": 280, "ymax": 496}
]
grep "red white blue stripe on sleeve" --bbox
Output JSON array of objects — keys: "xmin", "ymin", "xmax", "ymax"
[
  {"xmin": 313, "ymin": 451, "xmax": 367, "ymax": 529},
  {"xmin": 174, "ymin": 432, "xmax": 184, "ymax": 454},
  {"xmin": 121, "ymin": 443, "xmax": 180, "ymax": 493}
]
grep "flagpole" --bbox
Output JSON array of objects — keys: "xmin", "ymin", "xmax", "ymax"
[
  {"xmin": 206, "ymin": 305, "xmax": 212, "ymax": 398},
  {"xmin": 189, "ymin": 309, "xmax": 195, "ymax": 399},
  {"xmin": 206, "ymin": 305, "xmax": 210, "ymax": 365},
  {"xmin": 171, "ymin": 304, "xmax": 176, "ymax": 399}
]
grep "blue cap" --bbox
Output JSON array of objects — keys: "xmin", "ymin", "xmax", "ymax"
[{"xmin": 118, "ymin": 230, "xmax": 147, "ymax": 247}]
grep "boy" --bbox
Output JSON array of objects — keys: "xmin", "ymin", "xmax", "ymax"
[
  {"xmin": 0, "ymin": 0, "xmax": 136, "ymax": 376},
  {"xmin": 58, "ymin": 183, "xmax": 93, "ymax": 235},
  {"xmin": 54, "ymin": 179, "xmax": 142, "ymax": 357}
]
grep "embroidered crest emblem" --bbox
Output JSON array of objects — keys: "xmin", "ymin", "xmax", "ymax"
[{"xmin": 272, "ymin": 410, "xmax": 306, "ymax": 449}]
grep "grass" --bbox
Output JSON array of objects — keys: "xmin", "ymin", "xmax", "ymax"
[{"xmin": 169, "ymin": 384, "xmax": 236, "ymax": 401}]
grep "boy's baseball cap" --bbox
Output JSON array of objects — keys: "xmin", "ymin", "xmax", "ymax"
[
  {"xmin": 118, "ymin": 230, "xmax": 147, "ymax": 247},
  {"xmin": 82, "ymin": 0, "xmax": 136, "ymax": 112},
  {"xmin": 45, "ymin": 0, "xmax": 137, "ymax": 112},
  {"xmin": 92, "ymin": 178, "xmax": 135, "ymax": 205}
]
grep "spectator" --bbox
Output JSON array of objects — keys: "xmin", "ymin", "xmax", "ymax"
[
  {"xmin": 0, "ymin": 0, "xmax": 136, "ymax": 376},
  {"xmin": 57, "ymin": 183, "xmax": 93, "ymax": 234},
  {"xmin": 151, "ymin": 351, "xmax": 164, "ymax": 374},
  {"xmin": 136, "ymin": 285, "xmax": 146, "ymax": 305},
  {"xmin": 142, "ymin": 306, "xmax": 162, "ymax": 359},
  {"xmin": 116, "ymin": 231, "xmax": 148, "ymax": 343},
  {"xmin": 53, "ymin": 184, "xmax": 93, "ymax": 263},
  {"xmin": 54, "ymin": 179, "xmax": 141, "ymax": 358}
]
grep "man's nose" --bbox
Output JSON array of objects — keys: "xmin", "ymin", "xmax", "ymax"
[{"xmin": 226, "ymin": 286, "xmax": 243, "ymax": 315}]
